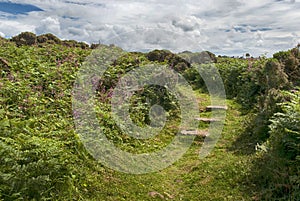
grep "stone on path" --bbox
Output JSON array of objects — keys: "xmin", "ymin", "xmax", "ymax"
[
  {"xmin": 195, "ymin": 117, "xmax": 220, "ymax": 123},
  {"xmin": 205, "ymin": 105, "xmax": 227, "ymax": 111},
  {"xmin": 180, "ymin": 130, "xmax": 208, "ymax": 137}
]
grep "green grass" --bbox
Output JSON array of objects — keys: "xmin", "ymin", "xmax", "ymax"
[
  {"xmin": 2, "ymin": 38, "xmax": 296, "ymax": 200},
  {"xmin": 80, "ymin": 92, "xmax": 256, "ymax": 201}
]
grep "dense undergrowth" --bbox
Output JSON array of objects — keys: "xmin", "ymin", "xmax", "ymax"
[{"xmin": 0, "ymin": 32, "xmax": 299, "ymax": 200}]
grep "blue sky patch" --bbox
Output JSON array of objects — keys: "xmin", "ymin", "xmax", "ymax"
[{"xmin": 0, "ymin": 2, "xmax": 43, "ymax": 15}]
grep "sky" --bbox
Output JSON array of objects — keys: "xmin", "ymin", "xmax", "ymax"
[{"xmin": 0, "ymin": 0, "xmax": 299, "ymax": 57}]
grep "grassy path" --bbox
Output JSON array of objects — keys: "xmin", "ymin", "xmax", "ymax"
[{"xmin": 89, "ymin": 92, "xmax": 255, "ymax": 201}]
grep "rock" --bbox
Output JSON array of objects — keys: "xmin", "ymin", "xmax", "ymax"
[
  {"xmin": 180, "ymin": 130, "xmax": 208, "ymax": 137},
  {"xmin": 205, "ymin": 106, "xmax": 228, "ymax": 111},
  {"xmin": 195, "ymin": 117, "xmax": 221, "ymax": 123},
  {"xmin": 148, "ymin": 191, "xmax": 164, "ymax": 199}
]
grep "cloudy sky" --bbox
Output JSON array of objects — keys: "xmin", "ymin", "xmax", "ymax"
[{"xmin": 0, "ymin": 0, "xmax": 299, "ymax": 56}]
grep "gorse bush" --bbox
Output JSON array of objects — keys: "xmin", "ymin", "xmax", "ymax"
[
  {"xmin": 274, "ymin": 46, "xmax": 300, "ymax": 86},
  {"xmin": 37, "ymin": 33, "xmax": 61, "ymax": 44},
  {"xmin": 11, "ymin": 32, "xmax": 90, "ymax": 49},
  {"xmin": 11, "ymin": 32, "xmax": 37, "ymax": 47}
]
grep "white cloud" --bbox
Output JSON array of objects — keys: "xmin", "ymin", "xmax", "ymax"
[
  {"xmin": 0, "ymin": 19, "xmax": 36, "ymax": 37},
  {"xmin": 0, "ymin": 0, "xmax": 299, "ymax": 56},
  {"xmin": 35, "ymin": 16, "xmax": 61, "ymax": 35},
  {"xmin": 172, "ymin": 16, "xmax": 205, "ymax": 32}
]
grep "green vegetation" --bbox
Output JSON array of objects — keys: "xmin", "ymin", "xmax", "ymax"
[{"xmin": 0, "ymin": 32, "xmax": 299, "ymax": 200}]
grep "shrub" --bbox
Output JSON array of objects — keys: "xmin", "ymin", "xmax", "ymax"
[
  {"xmin": 77, "ymin": 42, "xmax": 89, "ymax": 49},
  {"xmin": 146, "ymin": 49, "xmax": 173, "ymax": 62},
  {"xmin": 11, "ymin": 32, "xmax": 37, "ymax": 46},
  {"xmin": 274, "ymin": 47, "xmax": 300, "ymax": 86},
  {"xmin": 91, "ymin": 43, "xmax": 100, "ymax": 49},
  {"xmin": 263, "ymin": 59, "xmax": 289, "ymax": 90},
  {"xmin": 37, "ymin": 33, "xmax": 61, "ymax": 44},
  {"xmin": 216, "ymin": 58, "xmax": 249, "ymax": 99},
  {"xmin": 61, "ymin": 40, "xmax": 89, "ymax": 49},
  {"xmin": 36, "ymin": 35, "xmax": 48, "ymax": 43},
  {"xmin": 178, "ymin": 51, "xmax": 215, "ymax": 65}
]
